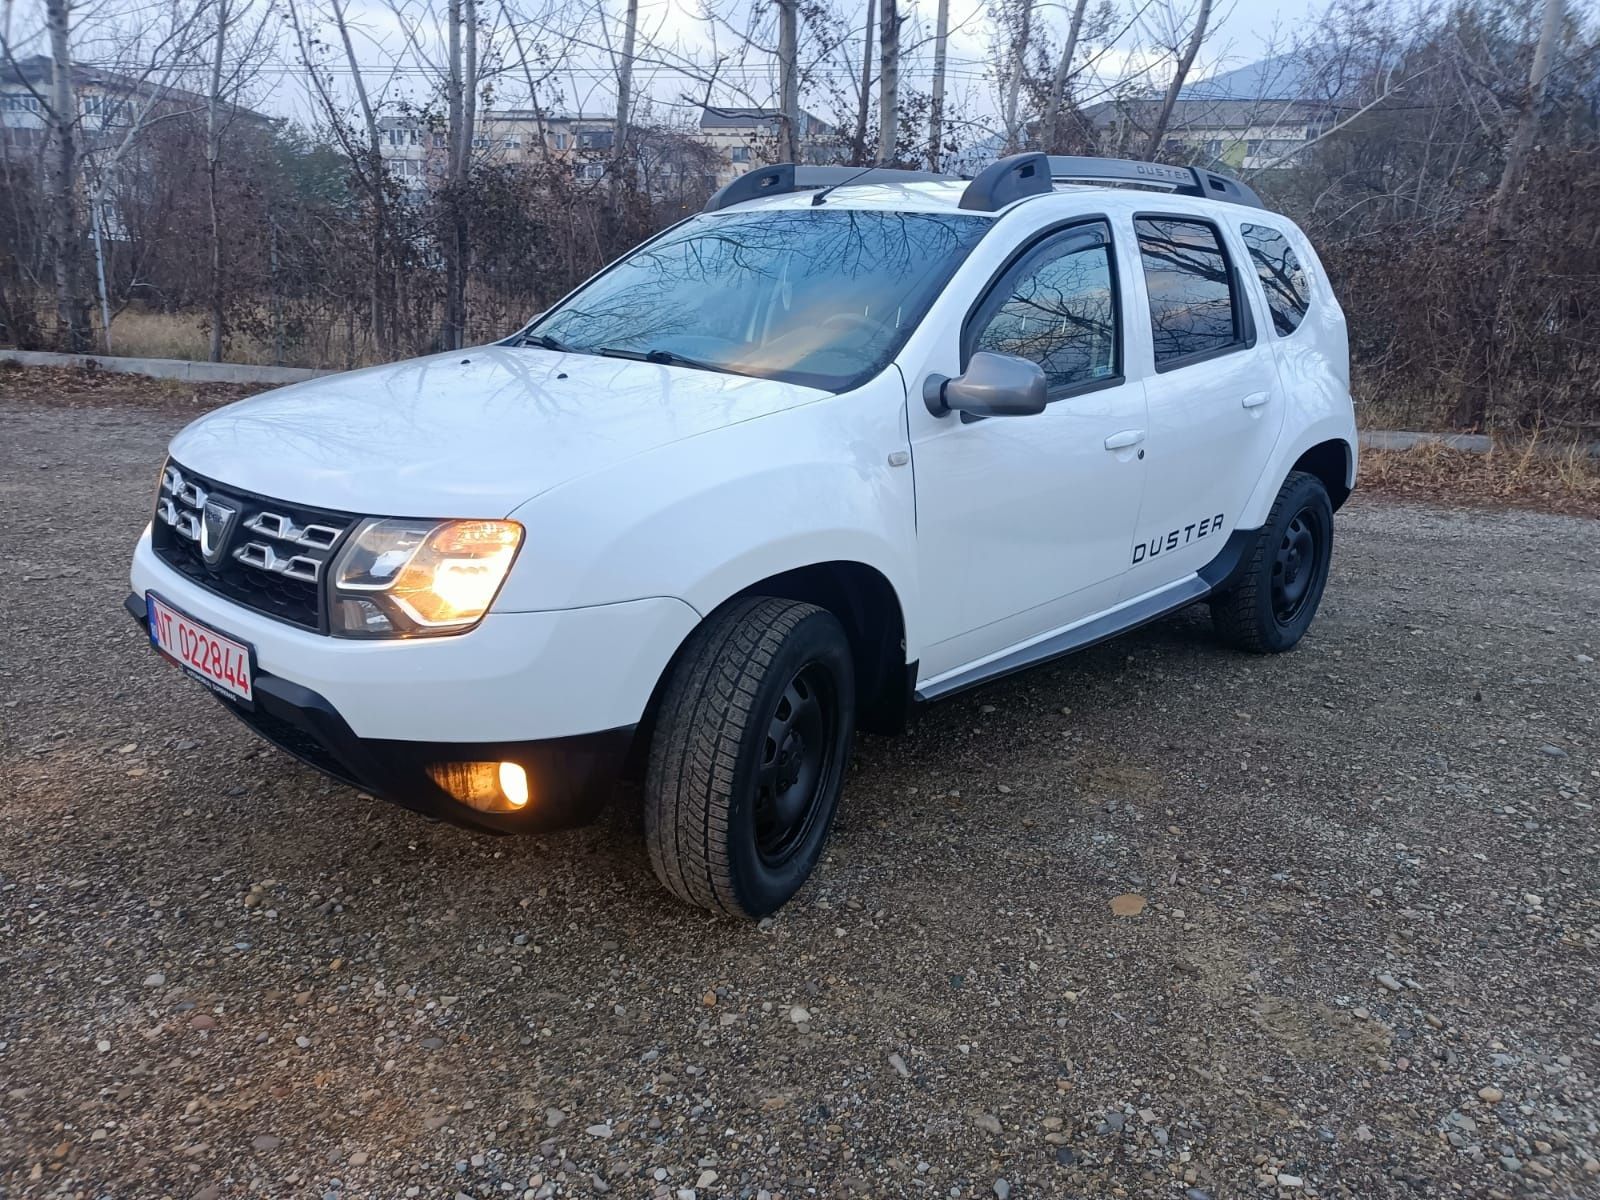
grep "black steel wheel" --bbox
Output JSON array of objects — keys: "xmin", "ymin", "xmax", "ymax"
[
  {"xmin": 1211, "ymin": 471, "xmax": 1334, "ymax": 653},
  {"xmin": 1271, "ymin": 506, "xmax": 1322, "ymax": 626},
  {"xmin": 645, "ymin": 597, "xmax": 855, "ymax": 919},
  {"xmin": 753, "ymin": 663, "xmax": 842, "ymax": 868}
]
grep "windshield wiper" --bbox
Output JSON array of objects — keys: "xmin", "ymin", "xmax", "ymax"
[
  {"xmin": 596, "ymin": 346, "xmax": 723, "ymax": 374},
  {"xmin": 510, "ymin": 331, "xmax": 568, "ymax": 351}
]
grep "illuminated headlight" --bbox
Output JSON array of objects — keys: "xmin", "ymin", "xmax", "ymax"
[{"xmin": 329, "ymin": 518, "xmax": 523, "ymax": 638}]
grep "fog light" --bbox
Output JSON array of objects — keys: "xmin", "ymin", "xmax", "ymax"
[
  {"xmin": 498, "ymin": 761, "xmax": 530, "ymax": 808},
  {"xmin": 426, "ymin": 761, "xmax": 532, "ymax": 813}
]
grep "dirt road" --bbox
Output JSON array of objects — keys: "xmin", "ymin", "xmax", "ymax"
[{"xmin": 2, "ymin": 397, "xmax": 1597, "ymax": 1199}]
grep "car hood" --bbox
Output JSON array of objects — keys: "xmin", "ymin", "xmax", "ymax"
[{"xmin": 168, "ymin": 346, "xmax": 829, "ymax": 517}]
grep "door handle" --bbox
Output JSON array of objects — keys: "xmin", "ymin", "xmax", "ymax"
[
  {"xmin": 1242, "ymin": 391, "xmax": 1271, "ymax": 409},
  {"xmin": 1104, "ymin": 429, "xmax": 1146, "ymax": 451}
]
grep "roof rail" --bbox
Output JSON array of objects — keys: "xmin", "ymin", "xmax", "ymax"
[
  {"xmin": 957, "ymin": 152, "xmax": 1264, "ymax": 210},
  {"xmin": 1047, "ymin": 155, "xmax": 1264, "ymax": 208},
  {"xmin": 703, "ymin": 163, "xmax": 952, "ymax": 212},
  {"xmin": 702, "ymin": 154, "xmax": 1264, "ymax": 215}
]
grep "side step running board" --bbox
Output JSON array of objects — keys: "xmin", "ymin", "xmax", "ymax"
[{"xmin": 913, "ymin": 526, "xmax": 1258, "ymax": 703}]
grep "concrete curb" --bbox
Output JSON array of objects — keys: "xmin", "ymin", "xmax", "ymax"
[
  {"xmin": 0, "ymin": 348, "xmax": 334, "ymax": 386},
  {"xmin": 1360, "ymin": 429, "xmax": 1600, "ymax": 458},
  {"xmin": 1361, "ymin": 430, "xmax": 1490, "ymax": 453}
]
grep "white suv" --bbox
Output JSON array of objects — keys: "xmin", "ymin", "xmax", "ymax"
[{"xmin": 128, "ymin": 153, "xmax": 1356, "ymax": 919}]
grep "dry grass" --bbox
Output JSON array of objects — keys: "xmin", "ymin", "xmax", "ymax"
[
  {"xmin": 1360, "ymin": 438, "xmax": 1600, "ymax": 518},
  {"xmin": 98, "ymin": 310, "xmax": 275, "ymax": 366},
  {"xmin": 94, "ymin": 309, "xmax": 379, "ymax": 370}
]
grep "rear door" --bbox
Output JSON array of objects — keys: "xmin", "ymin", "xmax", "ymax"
[{"xmin": 1122, "ymin": 212, "xmax": 1284, "ymax": 595}]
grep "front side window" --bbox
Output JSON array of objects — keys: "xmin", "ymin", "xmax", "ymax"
[
  {"xmin": 1240, "ymin": 223, "xmax": 1310, "ymax": 336},
  {"xmin": 530, "ymin": 208, "xmax": 993, "ymax": 392},
  {"xmin": 1135, "ymin": 216, "xmax": 1242, "ymax": 367},
  {"xmin": 970, "ymin": 222, "xmax": 1118, "ymax": 392}
]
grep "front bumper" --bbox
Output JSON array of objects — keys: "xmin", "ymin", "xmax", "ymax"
[
  {"xmin": 126, "ymin": 592, "xmax": 634, "ymax": 833},
  {"xmin": 130, "ymin": 524, "xmax": 699, "ymax": 742}
]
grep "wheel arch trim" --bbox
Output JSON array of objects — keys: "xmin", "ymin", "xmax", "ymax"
[
  {"xmin": 1237, "ymin": 420, "xmax": 1357, "ymax": 528},
  {"xmin": 648, "ymin": 558, "xmax": 915, "ymax": 740}
]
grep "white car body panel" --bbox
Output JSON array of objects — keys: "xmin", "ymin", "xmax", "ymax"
[
  {"xmin": 168, "ymin": 346, "xmax": 829, "ymax": 518},
  {"xmin": 131, "ymin": 527, "xmax": 697, "ymax": 740},
  {"xmin": 907, "ymin": 374, "xmax": 1148, "ymax": 678},
  {"xmin": 499, "ymin": 368, "xmax": 920, "ymax": 632},
  {"xmin": 131, "ymin": 175, "xmax": 1356, "ymax": 753},
  {"xmin": 1231, "ymin": 222, "xmax": 1358, "ymax": 529}
]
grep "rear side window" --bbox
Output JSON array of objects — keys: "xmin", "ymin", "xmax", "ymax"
[
  {"xmin": 969, "ymin": 222, "xmax": 1118, "ymax": 392},
  {"xmin": 1134, "ymin": 216, "xmax": 1242, "ymax": 367},
  {"xmin": 1240, "ymin": 223, "xmax": 1310, "ymax": 336}
]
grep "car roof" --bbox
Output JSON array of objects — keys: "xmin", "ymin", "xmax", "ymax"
[{"xmin": 716, "ymin": 179, "xmax": 1270, "ymax": 223}]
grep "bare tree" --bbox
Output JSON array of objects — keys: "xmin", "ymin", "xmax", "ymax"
[
  {"xmin": 42, "ymin": 0, "xmax": 89, "ymax": 350},
  {"xmin": 1145, "ymin": 0, "xmax": 1212, "ymax": 156},
  {"xmin": 15, "ymin": 0, "xmax": 215, "ymax": 350},
  {"xmin": 204, "ymin": 0, "xmax": 231, "ymax": 361},
  {"xmin": 927, "ymin": 0, "xmax": 948, "ymax": 168},
  {"xmin": 876, "ymin": 0, "xmax": 899, "ymax": 164},
  {"xmin": 1040, "ymin": 0, "xmax": 1089, "ymax": 151},
  {"xmin": 999, "ymin": 0, "xmax": 1035, "ymax": 152},
  {"xmin": 612, "ymin": 0, "xmax": 640, "ymax": 186},
  {"xmin": 1491, "ymin": 0, "xmax": 1564, "ymax": 232},
  {"xmin": 853, "ymin": 0, "xmax": 875, "ymax": 163},
  {"xmin": 286, "ymin": 0, "xmax": 393, "ymax": 354},
  {"xmin": 775, "ymin": 0, "xmax": 800, "ymax": 161},
  {"xmin": 205, "ymin": 0, "xmax": 274, "ymax": 361},
  {"xmin": 440, "ymin": 0, "xmax": 478, "ymax": 348}
]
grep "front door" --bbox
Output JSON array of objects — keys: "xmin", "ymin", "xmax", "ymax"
[{"xmin": 910, "ymin": 219, "xmax": 1149, "ymax": 682}]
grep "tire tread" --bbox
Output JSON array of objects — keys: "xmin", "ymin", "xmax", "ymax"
[
  {"xmin": 645, "ymin": 597, "xmax": 822, "ymax": 917},
  {"xmin": 1210, "ymin": 469, "xmax": 1327, "ymax": 653}
]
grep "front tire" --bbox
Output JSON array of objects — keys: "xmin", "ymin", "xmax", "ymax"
[
  {"xmin": 1210, "ymin": 470, "xmax": 1334, "ymax": 653},
  {"xmin": 645, "ymin": 597, "xmax": 855, "ymax": 919}
]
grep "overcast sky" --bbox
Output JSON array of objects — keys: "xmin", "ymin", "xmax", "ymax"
[{"xmin": 7, "ymin": 0, "xmax": 1323, "ymax": 132}]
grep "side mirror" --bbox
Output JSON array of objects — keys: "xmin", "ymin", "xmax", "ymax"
[{"xmin": 923, "ymin": 351, "xmax": 1048, "ymax": 419}]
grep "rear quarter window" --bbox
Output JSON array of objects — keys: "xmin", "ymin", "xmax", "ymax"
[{"xmin": 1240, "ymin": 223, "xmax": 1311, "ymax": 336}]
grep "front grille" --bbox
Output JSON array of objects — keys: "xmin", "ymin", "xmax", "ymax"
[{"xmin": 151, "ymin": 460, "xmax": 357, "ymax": 632}]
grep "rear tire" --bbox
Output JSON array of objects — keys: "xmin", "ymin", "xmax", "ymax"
[
  {"xmin": 644, "ymin": 597, "xmax": 855, "ymax": 919},
  {"xmin": 1210, "ymin": 470, "xmax": 1333, "ymax": 653}
]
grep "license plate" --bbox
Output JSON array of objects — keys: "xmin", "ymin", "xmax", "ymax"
[{"xmin": 147, "ymin": 592, "xmax": 255, "ymax": 705}]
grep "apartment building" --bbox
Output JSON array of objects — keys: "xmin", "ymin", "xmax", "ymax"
[
  {"xmin": 696, "ymin": 106, "xmax": 836, "ymax": 188},
  {"xmin": 1083, "ymin": 55, "xmax": 1345, "ymax": 171},
  {"xmin": 376, "ymin": 104, "xmax": 834, "ymax": 195},
  {"xmin": 1, "ymin": 54, "xmax": 272, "ymax": 160}
]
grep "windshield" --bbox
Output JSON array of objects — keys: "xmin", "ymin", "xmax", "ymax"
[{"xmin": 524, "ymin": 208, "xmax": 993, "ymax": 392}]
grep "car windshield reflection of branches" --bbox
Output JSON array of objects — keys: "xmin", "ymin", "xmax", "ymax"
[{"xmin": 532, "ymin": 210, "xmax": 992, "ymax": 392}]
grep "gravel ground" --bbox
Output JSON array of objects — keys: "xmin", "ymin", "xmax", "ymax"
[{"xmin": 2, "ymin": 397, "xmax": 1598, "ymax": 1200}]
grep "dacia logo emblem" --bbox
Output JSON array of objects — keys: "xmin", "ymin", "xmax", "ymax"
[{"xmin": 200, "ymin": 497, "xmax": 240, "ymax": 566}]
